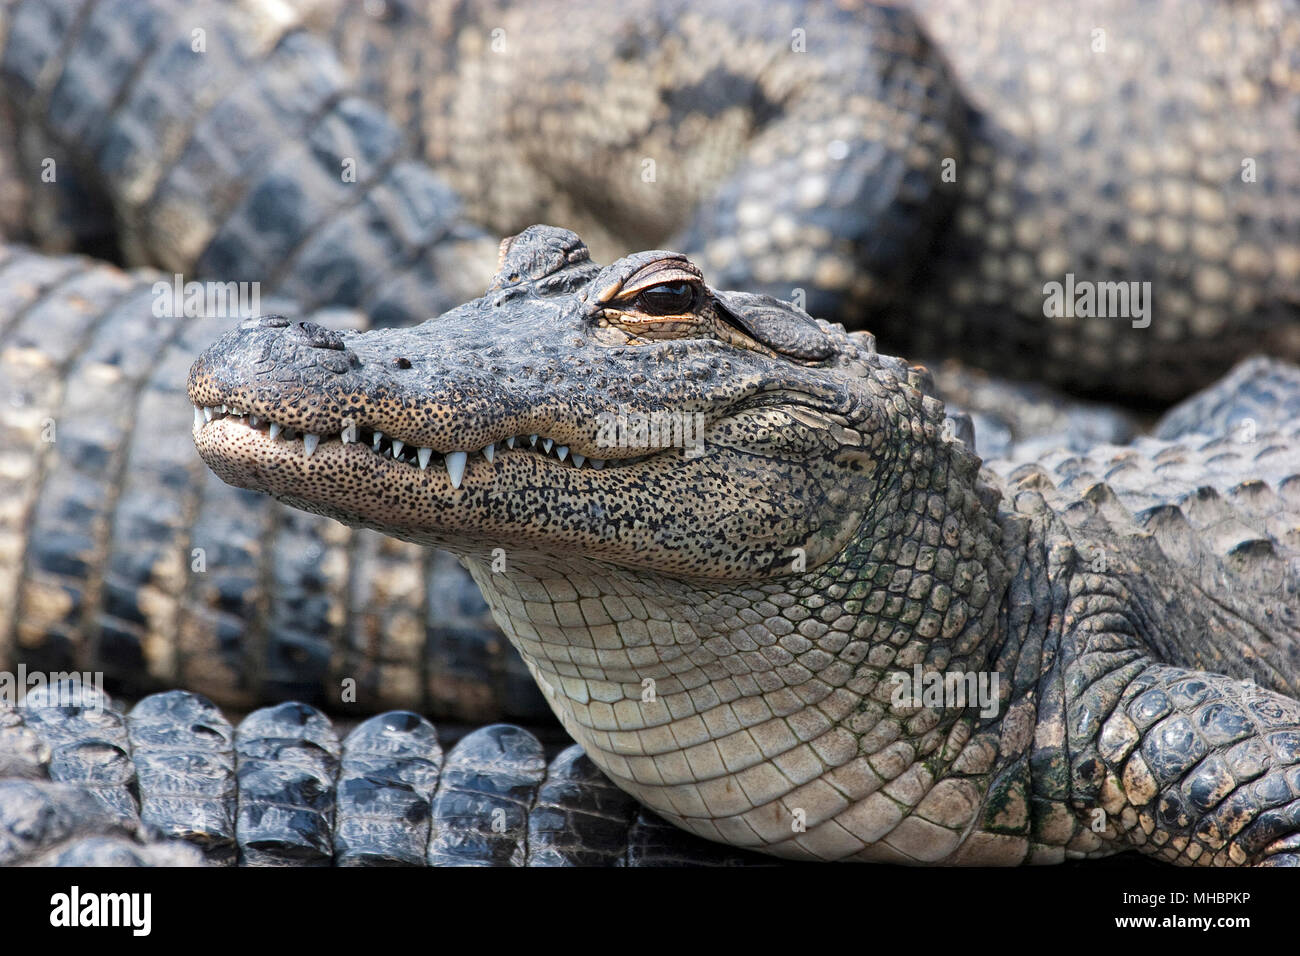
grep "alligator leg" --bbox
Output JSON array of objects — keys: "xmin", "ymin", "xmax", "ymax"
[
  {"xmin": 1065, "ymin": 657, "xmax": 1300, "ymax": 867},
  {"xmin": 667, "ymin": 3, "xmax": 967, "ymax": 326}
]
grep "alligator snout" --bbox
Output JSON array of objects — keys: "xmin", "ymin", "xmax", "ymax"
[{"xmin": 189, "ymin": 316, "xmax": 361, "ymax": 424}]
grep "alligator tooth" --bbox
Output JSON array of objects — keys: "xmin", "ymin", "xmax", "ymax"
[
  {"xmin": 417, "ymin": 447, "xmax": 432, "ymax": 469},
  {"xmin": 340, "ymin": 423, "xmax": 356, "ymax": 443},
  {"xmin": 571, "ymin": 453, "xmax": 585, "ymax": 468},
  {"xmin": 505, "ymin": 436, "xmax": 516, "ymax": 449},
  {"xmin": 590, "ymin": 459, "xmax": 605, "ymax": 469},
  {"xmin": 529, "ymin": 434, "xmax": 538, "ymax": 447},
  {"xmin": 203, "ymin": 406, "xmax": 214, "ymax": 422},
  {"xmin": 373, "ymin": 430, "xmax": 383, "ymax": 450},
  {"xmin": 249, "ymin": 415, "xmax": 259, "ymax": 428},
  {"xmin": 542, "ymin": 438, "xmax": 554, "ymax": 453},
  {"xmin": 269, "ymin": 422, "xmax": 282, "ymax": 440},
  {"xmin": 220, "ymin": 405, "xmax": 227, "ymax": 415},
  {"xmin": 556, "ymin": 445, "xmax": 568, "ymax": 461},
  {"xmin": 483, "ymin": 443, "xmax": 495, "ymax": 462},
  {"xmin": 392, "ymin": 439, "xmax": 405, "ymax": 458},
  {"xmin": 445, "ymin": 451, "xmax": 467, "ymax": 488},
  {"xmin": 302, "ymin": 433, "xmax": 319, "ymax": 457},
  {"xmin": 193, "ymin": 406, "xmax": 204, "ymax": 429}
]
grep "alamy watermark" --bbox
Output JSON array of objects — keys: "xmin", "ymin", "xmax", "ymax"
[
  {"xmin": 0, "ymin": 665, "xmax": 104, "ymax": 709},
  {"xmin": 595, "ymin": 406, "xmax": 706, "ymax": 458},
  {"xmin": 1042, "ymin": 273, "xmax": 1151, "ymax": 329},
  {"xmin": 891, "ymin": 662, "xmax": 1000, "ymax": 718},
  {"xmin": 50, "ymin": 886, "xmax": 151, "ymax": 936},
  {"xmin": 152, "ymin": 274, "xmax": 261, "ymax": 318}
]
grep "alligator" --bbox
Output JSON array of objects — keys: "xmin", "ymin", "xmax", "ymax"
[
  {"xmin": 2, "ymin": 0, "xmax": 1299, "ymax": 401},
  {"xmin": 0, "ymin": 0, "xmax": 1295, "ymax": 865},
  {"xmin": 0, "ymin": 0, "xmax": 496, "ymax": 322},
  {"xmin": 0, "ymin": 227, "xmax": 1295, "ymax": 866},
  {"xmin": 180, "ymin": 225, "xmax": 1300, "ymax": 866}
]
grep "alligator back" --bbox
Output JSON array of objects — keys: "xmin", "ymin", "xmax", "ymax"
[
  {"xmin": 0, "ymin": 686, "xmax": 763, "ymax": 866},
  {"xmin": 991, "ymin": 417, "xmax": 1300, "ymax": 697},
  {"xmin": 0, "ymin": 0, "xmax": 497, "ymax": 322},
  {"xmin": 292, "ymin": 0, "xmax": 1300, "ymax": 401}
]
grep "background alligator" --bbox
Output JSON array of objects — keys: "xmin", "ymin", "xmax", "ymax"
[
  {"xmin": 0, "ymin": 0, "xmax": 1297, "ymax": 401},
  {"xmin": 292, "ymin": 0, "xmax": 1300, "ymax": 401},
  {"xmin": 185, "ymin": 225, "xmax": 1300, "ymax": 866},
  {"xmin": 0, "ymin": 0, "xmax": 496, "ymax": 322}
]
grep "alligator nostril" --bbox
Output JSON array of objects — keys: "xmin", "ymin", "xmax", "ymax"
[
  {"xmin": 393, "ymin": 357, "xmax": 411, "ymax": 369},
  {"xmin": 291, "ymin": 320, "xmax": 346, "ymax": 351},
  {"xmin": 241, "ymin": 314, "xmax": 291, "ymax": 330}
]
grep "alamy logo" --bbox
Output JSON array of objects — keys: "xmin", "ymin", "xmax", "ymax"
[
  {"xmin": 0, "ymin": 666, "xmax": 104, "ymax": 709},
  {"xmin": 49, "ymin": 886, "xmax": 151, "ymax": 936},
  {"xmin": 1042, "ymin": 273, "xmax": 1151, "ymax": 328},
  {"xmin": 595, "ymin": 406, "xmax": 706, "ymax": 459},
  {"xmin": 890, "ymin": 662, "xmax": 1000, "ymax": 718},
  {"xmin": 152, "ymin": 274, "xmax": 261, "ymax": 318}
]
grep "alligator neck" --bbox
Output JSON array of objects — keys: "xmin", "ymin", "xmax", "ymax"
[{"xmin": 463, "ymin": 434, "xmax": 1018, "ymax": 862}]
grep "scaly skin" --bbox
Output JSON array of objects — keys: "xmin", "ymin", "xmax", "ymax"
[
  {"xmin": 0, "ymin": 0, "xmax": 495, "ymax": 321},
  {"xmin": 0, "ymin": 243, "xmax": 548, "ymax": 721},
  {"xmin": 4, "ymin": 0, "xmax": 1298, "ymax": 400},
  {"xmin": 293, "ymin": 0, "xmax": 1300, "ymax": 401},
  {"xmin": 189, "ymin": 226, "xmax": 1300, "ymax": 865},
  {"xmin": 1153, "ymin": 357, "xmax": 1300, "ymax": 444},
  {"xmin": 1, "ymin": 685, "xmax": 764, "ymax": 866}
]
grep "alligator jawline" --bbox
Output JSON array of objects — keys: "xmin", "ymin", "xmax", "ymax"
[{"xmin": 192, "ymin": 403, "xmax": 665, "ymax": 487}]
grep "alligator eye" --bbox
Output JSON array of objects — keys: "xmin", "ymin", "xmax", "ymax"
[{"xmin": 636, "ymin": 282, "xmax": 697, "ymax": 315}]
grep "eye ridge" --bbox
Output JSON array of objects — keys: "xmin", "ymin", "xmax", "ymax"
[{"xmin": 635, "ymin": 281, "xmax": 698, "ymax": 316}]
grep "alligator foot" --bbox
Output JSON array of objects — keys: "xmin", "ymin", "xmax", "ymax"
[{"xmin": 1067, "ymin": 663, "xmax": 1300, "ymax": 867}]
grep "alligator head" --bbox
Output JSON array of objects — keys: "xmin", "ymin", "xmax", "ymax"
[
  {"xmin": 188, "ymin": 225, "xmax": 965, "ymax": 581},
  {"xmin": 189, "ymin": 225, "xmax": 1005, "ymax": 861}
]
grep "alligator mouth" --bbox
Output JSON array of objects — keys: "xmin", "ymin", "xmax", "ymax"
[{"xmin": 191, "ymin": 404, "xmax": 659, "ymax": 487}]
